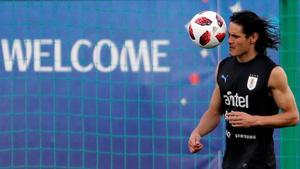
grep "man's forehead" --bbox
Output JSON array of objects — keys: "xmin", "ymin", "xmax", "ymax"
[{"xmin": 229, "ymin": 22, "xmax": 244, "ymax": 34}]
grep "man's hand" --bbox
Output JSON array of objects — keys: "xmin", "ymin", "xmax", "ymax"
[
  {"xmin": 188, "ymin": 131, "xmax": 204, "ymax": 153},
  {"xmin": 226, "ymin": 111, "xmax": 258, "ymax": 128}
]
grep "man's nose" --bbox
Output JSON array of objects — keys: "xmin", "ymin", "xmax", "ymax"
[{"xmin": 228, "ymin": 36, "xmax": 233, "ymax": 44}]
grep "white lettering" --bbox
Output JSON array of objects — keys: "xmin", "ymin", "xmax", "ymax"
[
  {"xmin": 223, "ymin": 91, "xmax": 249, "ymax": 108},
  {"xmin": 71, "ymin": 39, "xmax": 93, "ymax": 72},
  {"xmin": 152, "ymin": 40, "xmax": 170, "ymax": 72},
  {"xmin": 1, "ymin": 39, "xmax": 171, "ymax": 73},
  {"xmin": 34, "ymin": 39, "xmax": 53, "ymax": 72},
  {"xmin": 2, "ymin": 39, "xmax": 32, "ymax": 72},
  {"xmin": 54, "ymin": 40, "xmax": 71, "ymax": 72},
  {"xmin": 93, "ymin": 39, "xmax": 118, "ymax": 72},
  {"xmin": 120, "ymin": 40, "xmax": 151, "ymax": 72},
  {"xmin": 234, "ymin": 133, "xmax": 256, "ymax": 140}
]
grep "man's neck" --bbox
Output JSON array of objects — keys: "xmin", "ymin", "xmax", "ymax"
[{"xmin": 236, "ymin": 50, "xmax": 257, "ymax": 63}]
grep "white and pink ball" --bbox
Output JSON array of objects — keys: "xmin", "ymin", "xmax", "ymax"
[{"xmin": 189, "ymin": 11, "xmax": 227, "ymax": 48}]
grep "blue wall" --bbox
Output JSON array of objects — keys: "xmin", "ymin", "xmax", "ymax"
[{"xmin": 0, "ymin": 1, "xmax": 279, "ymax": 169}]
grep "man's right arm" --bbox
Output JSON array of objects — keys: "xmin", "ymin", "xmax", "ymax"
[{"xmin": 188, "ymin": 84, "xmax": 222, "ymax": 153}]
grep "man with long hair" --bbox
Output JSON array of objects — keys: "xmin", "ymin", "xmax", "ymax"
[{"xmin": 188, "ymin": 10, "xmax": 299, "ymax": 169}]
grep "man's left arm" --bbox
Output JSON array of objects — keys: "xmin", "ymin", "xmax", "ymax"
[{"xmin": 227, "ymin": 66, "xmax": 299, "ymax": 128}]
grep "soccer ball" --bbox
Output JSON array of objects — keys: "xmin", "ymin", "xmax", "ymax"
[{"xmin": 188, "ymin": 11, "xmax": 227, "ymax": 48}]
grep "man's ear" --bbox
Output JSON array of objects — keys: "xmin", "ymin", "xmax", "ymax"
[{"xmin": 250, "ymin": 32, "xmax": 259, "ymax": 44}]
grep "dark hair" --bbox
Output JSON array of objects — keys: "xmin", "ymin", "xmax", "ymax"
[{"xmin": 230, "ymin": 10, "xmax": 279, "ymax": 55}]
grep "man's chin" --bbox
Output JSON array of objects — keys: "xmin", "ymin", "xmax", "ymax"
[{"xmin": 229, "ymin": 53, "xmax": 237, "ymax": 57}]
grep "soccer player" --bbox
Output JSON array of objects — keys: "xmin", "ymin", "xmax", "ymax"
[{"xmin": 188, "ymin": 10, "xmax": 299, "ymax": 169}]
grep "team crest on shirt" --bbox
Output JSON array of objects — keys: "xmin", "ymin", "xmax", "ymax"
[{"xmin": 247, "ymin": 74, "xmax": 258, "ymax": 90}]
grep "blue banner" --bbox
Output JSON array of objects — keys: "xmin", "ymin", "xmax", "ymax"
[{"xmin": 0, "ymin": 1, "xmax": 279, "ymax": 168}]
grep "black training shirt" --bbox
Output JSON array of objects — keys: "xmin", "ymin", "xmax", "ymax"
[{"xmin": 217, "ymin": 55, "xmax": 279, "ymax": 169}]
